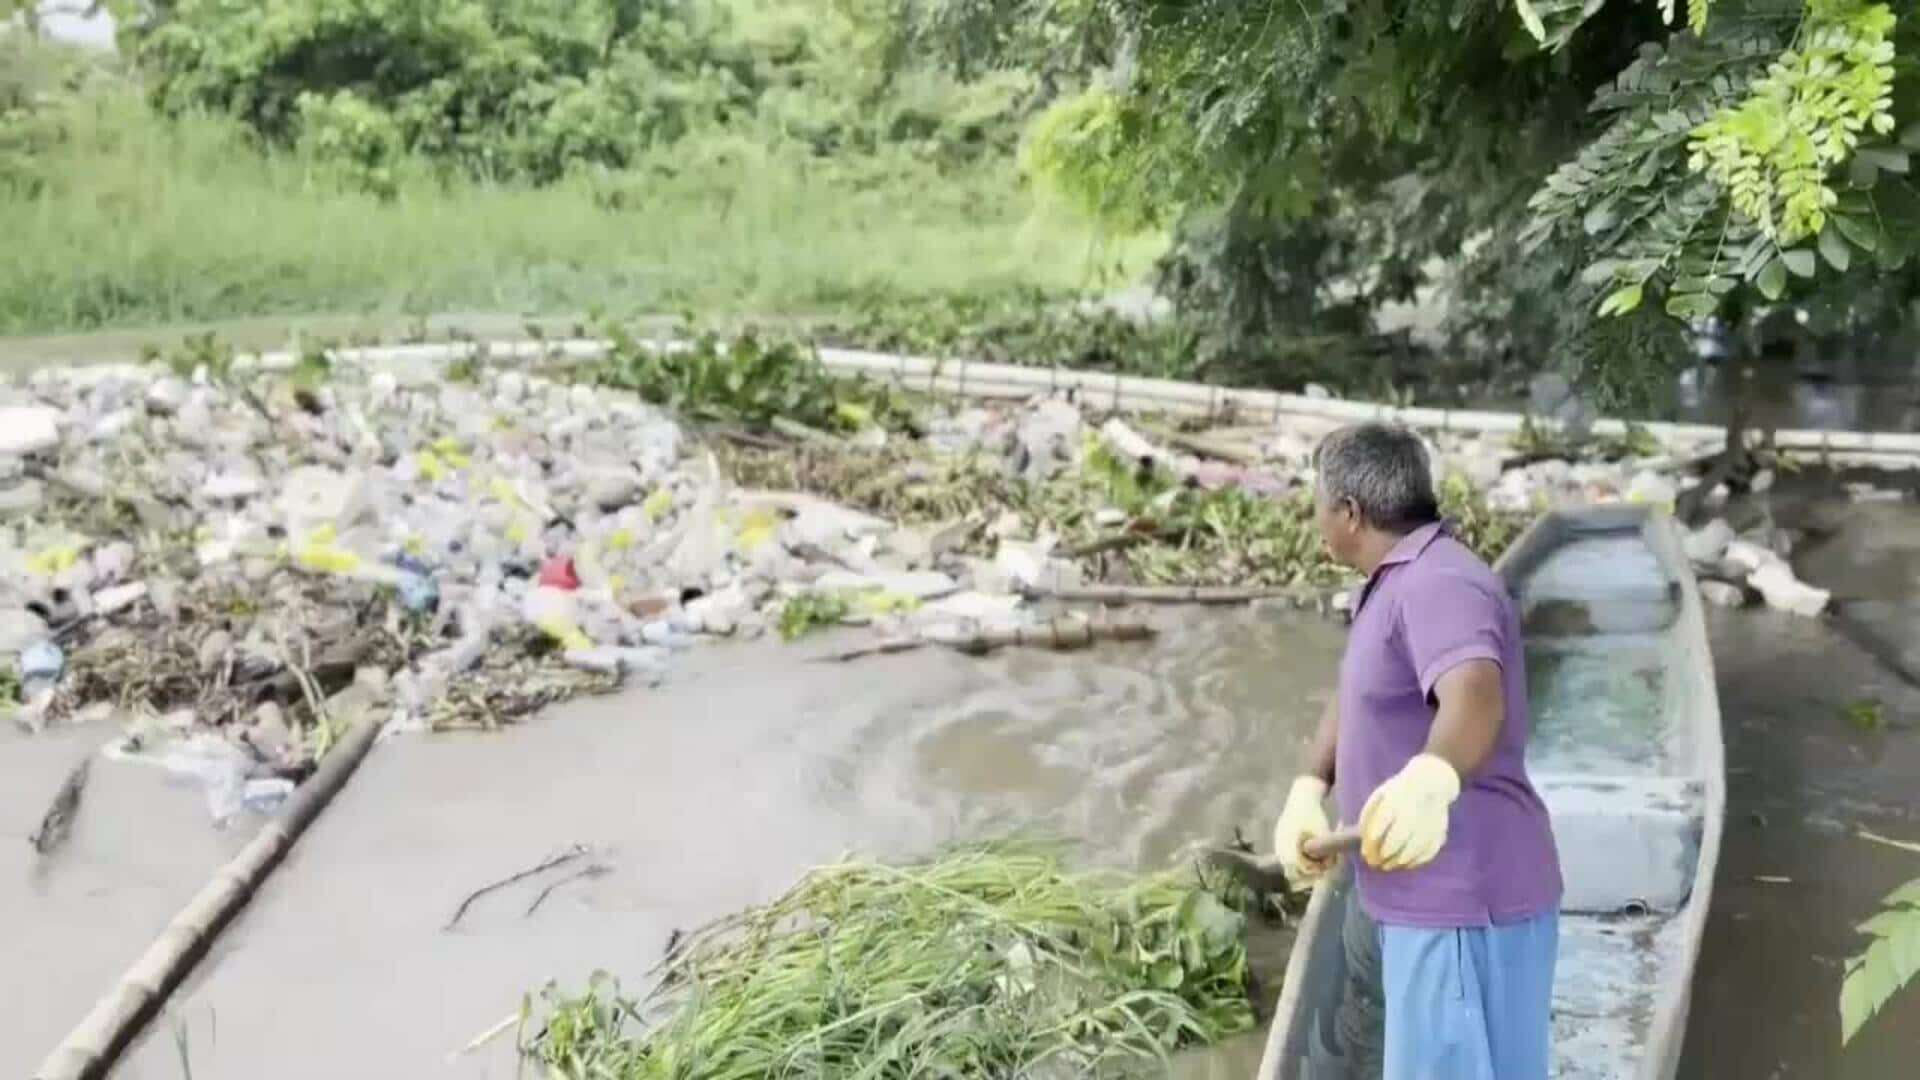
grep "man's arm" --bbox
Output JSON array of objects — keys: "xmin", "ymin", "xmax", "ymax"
[
  {"xmin": 1302, "ymin": 693, "xmax": 1338, "ymax": 786},
  {"xmin": 1422, "ymin": 659, "xmax": 1503, "ymax": 778}
]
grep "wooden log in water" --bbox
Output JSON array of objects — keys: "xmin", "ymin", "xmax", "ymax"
[
  {"xmin": 34, "ymin": 706, "xmax": 388, "ymax": 1080},
  {"xmin": 1021, "ymin": 582, "xmax": 1340, "ymax": 607},
  {"xmin": 817, "ymin": 619, "xmax": 1157, "ymax": 662}
]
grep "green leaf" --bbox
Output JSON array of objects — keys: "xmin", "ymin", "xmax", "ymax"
[
  {"xmin": 1781, "ymin": 249, "xmax": 1817, "ymax": 278},
  {"xmin": 1859, "ymin": 149, "xmax": 1911, "ymax": 176},
  {"xmin": 1756, "ymin": 258, "xmax": 1788, "ymax": 300},
  {"xmin": 1840, "ymin": 881, "xmax": 1920, "ymax": 1045},
  {"xmin": 1514, "ymin": 0, "xmax": 1547, "ymax": 43},
  {"xmin": 1583, "ymin": 200, "xmax": 1620, "ymax": 236},
  {"xmin": 1833, "ymin": 214, "xmax": 1880, "ymax": 253},
  {"xmin": 1597, "ymin": 283, "xmax": 1644, "ymax": 317},
  {"xmin": 1579, "ymin": 259, "xmax": 1625, "ymax": 286},
  {"xmin": 1842, "ymin": 923, "xmax": 1911, "ymax": 1044},
  {"xmin": 1665, "ymin": 293, "xmax": 1719, "ymax": 320},
  {"xmin": 1904, "ymin": 124, "xmax": 1920, "ymax": 151},
  {"xmin": 1818, "ymin": 227, "xmax": 1852, "ymax": 272}
]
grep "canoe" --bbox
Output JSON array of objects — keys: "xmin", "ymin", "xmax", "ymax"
[{"xmin": 1255, "ymin": 504, "xmax": 1726, "ymax": 1080}]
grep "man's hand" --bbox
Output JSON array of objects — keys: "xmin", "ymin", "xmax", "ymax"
[
  {"xmin": 1358, "ymin": 753, "xmax": 1460, "ymax": 871},
  {"xmin": 1273, "ymin": 775, "xmax": 1335, "ymax": 886}
]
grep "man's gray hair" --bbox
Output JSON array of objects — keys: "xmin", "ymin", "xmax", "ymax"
[{"xmin": 1313, "ymin": 423, "xmax": 1440, "ymax": 533}]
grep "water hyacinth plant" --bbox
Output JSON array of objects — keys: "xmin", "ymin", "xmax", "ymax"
[{"xmin": 529, "ymin": 842, "xmax": 1259, "ymax": 1078}]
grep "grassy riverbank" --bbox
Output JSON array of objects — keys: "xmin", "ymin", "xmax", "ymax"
[
  {"xmin": 1, "ymin": 17, "xmax": 1159, "ymax": 338},
  {"xmin": 1, "ymin": 99, "xmax": 1155, "ymax": 335}
]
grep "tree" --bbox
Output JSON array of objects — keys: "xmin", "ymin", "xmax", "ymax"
[{"xmin": 931, "ymin": 1, "xmax": 1918, "ymax": 458}]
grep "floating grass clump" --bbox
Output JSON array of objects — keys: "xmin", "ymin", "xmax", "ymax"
[{"xmin": 530, "ymin": 842, "xmax": 1258, "ymax": 1077}]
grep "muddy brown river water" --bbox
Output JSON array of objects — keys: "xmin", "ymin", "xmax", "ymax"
[{"xmin": 9, "ymin": 521, "xmax": 1920, "ymax": 1078}]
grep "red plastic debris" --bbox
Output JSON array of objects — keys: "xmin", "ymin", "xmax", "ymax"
[{"xmin": 537, "ymin": 554, "xmax": 580, "ymax": 591}]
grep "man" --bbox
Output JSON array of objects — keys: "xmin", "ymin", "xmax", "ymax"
[{"xmin": 1273, "ymin": 422, "xmax": 1562, "ymax": 1079}]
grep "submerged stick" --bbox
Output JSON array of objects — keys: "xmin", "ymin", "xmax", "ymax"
[
  {"xmin": 817, "ymin": 620, "xmax": 1156, "ymax": 662},
  {"xmin": 524, "ymin": 862, "xmax": 611, "ymax": 917},
  {"xmin": 35, "ymin": 706, "xmax": 388, "ymax": 1080},
  {"xmin": 1856, "ymin": 827, "xmax": 1920, "ymax": 856},
  {"xmin": 445, "ymin": 845, "xmax": 588, "ymax": 930},
  {"xmin": 1203, "ymin": 828, "xmax": 1364, "ymax": 895},
  {"xmin": 1022, "ymin": 583, "xmax": 1338, "ymax": 607},
  {"xmin": 31, "ymin": 755, "xmax": 92, "ymax": 856}
]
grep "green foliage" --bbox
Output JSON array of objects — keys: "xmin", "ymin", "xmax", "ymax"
[
  {"xmin": 1843, "ymin": 697, "xmax": 1887, "ymax": 732},
  {"xmin": 1022, "ymin": 86, "xmax": 1191, "ymax": 231},
  {"xmin": 1062, "ymin": 437, "xmax": 1523, "ymax": 587},
  {"xmin": 1842, "ymin": 876, "xmax": 1920, "ymax": 1045},
  {"xmin": 591, "ymin": 324, "xmax": 915, "ymax": 435},
  {"xmin": 139, "ymin": 0, "xmax": 734, "ymax": 184},
  {"xmin": 529, "ymin": 841, "xmax": 1257, "ymax": 1076},
  {"xmin": 1689, "ymin": 1, "xmax": 1900, "ymax": 244},
  {"xmin": 130, "ymin": 0, "xmax": 1035, "ymax": 188},
  {"xmin": 157, "ymin": 331, "xmax": 241, "ymax": 384},
  {"xmin": 777, "ymin": 590, "xmax": 851, "ymax": 640}
]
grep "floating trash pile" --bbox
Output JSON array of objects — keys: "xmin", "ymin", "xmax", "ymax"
[{"xmin": 2, "ymin": 337, "xmax": 1771, "ymax": 822}]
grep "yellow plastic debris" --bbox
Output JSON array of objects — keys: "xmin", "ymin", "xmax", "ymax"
[
  {"xmin": 642, "ymin": 488, "xmax": 673, "ymax": 522},
  {"xmin": 852, "ymin": 591, "xmax": 921, "ymax": 616},
  {"xmin": 735, "ymin": 508, "xmax": 781, "ymax": 553},
  {"xmin": 606, "ymin": 527, "xmax": 635, "ymax": 552},
  {"xmin": 506, "ymin": 518, "xmax": 531, "ymax": 544},
  {"xmin": 431, "ymin": 436, "xmax": 472, "ymax": 468},
  {"xmin": 489, "ymin": 476, "xmax": 518, "ymax": 505},
  {"xmin": 25, "ymin": 545, "xmax": 82, "ymax": 576},
  {"xmin": 293, "ymin": 527, "xmax": 363, "ymax": 575},
  {"xmin": 534, "ymin": 615, "xmax": 593, "ymax": 652},
  {"xmin": 417, "ymin": 449, "xmax": 447, "ymax": 482}
]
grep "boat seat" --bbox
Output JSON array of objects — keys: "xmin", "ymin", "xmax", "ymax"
[{"xmin": 1534, "ymin": 774, "xmax": 1704, "ymax": 916}]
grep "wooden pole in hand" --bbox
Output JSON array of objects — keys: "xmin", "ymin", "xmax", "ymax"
[{"xmin": 35, "ymin": 707, "xmax": 388, "ymax": 1080}]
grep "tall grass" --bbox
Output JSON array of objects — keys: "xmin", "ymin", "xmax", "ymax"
[{"xmin": 1, "ymin": 88, "xmax": 1161, "ymax": 335}]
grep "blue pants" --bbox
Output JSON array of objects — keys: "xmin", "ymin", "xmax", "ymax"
[{"xmin": 1379, "ymin": 910, "xmax": 1559, "ymax": 1080}]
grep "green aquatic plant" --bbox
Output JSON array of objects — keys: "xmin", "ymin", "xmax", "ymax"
[
  {"xmin": 777, "ymin": 591, "xmax": 852, "ymax": 641},
  {"xmin": 1843, "ymin": 698, "xmax": 1887, "ymax": 733},
  {"xmin": 592, "ymin": 322, "xmax": 916, "ymax": 437},
  {"xmin": 529, "ymin": 841, "xmax": 1256, "ymax": 1078}
]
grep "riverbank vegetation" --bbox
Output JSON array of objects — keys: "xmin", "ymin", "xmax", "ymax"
[{"xmin": 0, "ymin": 5, "xmax": 1154, "ymax": 335}]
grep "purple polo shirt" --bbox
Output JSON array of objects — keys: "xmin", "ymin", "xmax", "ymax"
[{"xmin": 1334, "ymin": 521, "xmax": 1562, "ymax": 928}]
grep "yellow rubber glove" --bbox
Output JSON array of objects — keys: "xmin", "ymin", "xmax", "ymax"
[
  {"xmin": 1272, "ymin": 775, "xmax": 1334, "ymax": 887},
  {"xmin": 1359, "ymin": 754, "xmax": 1461, "ymax": 871}
]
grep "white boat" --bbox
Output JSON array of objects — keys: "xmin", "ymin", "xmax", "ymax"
[{"xmin": 1256, "ymin": 504, "xmax": 1727, "ymax": 1080}]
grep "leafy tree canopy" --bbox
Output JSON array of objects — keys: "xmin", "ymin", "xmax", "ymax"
[{"xmin": 938, "ymin": 0, "xmax": 1920, "ymax": 408}]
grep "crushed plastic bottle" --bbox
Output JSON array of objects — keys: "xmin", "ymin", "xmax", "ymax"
[
  {"xmin": 242, "ymin": 777, "xmax": 296, "ymax": 814},
  {"xmin": 21, "ymin": 640, "xmax": 64, "ymax": 682},
  {"xmin": 160, "ymin": 736, "xmax": 253, "ymax": 826}
]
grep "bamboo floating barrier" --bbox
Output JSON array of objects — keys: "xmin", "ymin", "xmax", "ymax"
[
  {"xmin": 210, "ymin": 336, "xmax": 1920, "ymax": 463},
  {"xmin": 35, "ymin": 707, "xmax": 388, "ymax": 1080}
]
